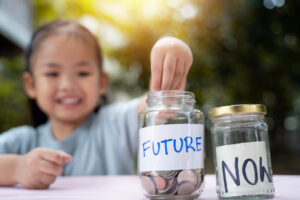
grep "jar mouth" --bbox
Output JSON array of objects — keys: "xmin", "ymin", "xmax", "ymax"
[{"xmin": 147, "ymin": 90, "xmax": 195, "ymax": 106}]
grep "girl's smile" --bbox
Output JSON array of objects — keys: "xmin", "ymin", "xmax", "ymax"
[{"xmin": 56, "ymin": 95, "xmax": 82, "ymax": 109}]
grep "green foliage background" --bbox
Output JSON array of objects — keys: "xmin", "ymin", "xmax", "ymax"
[
  {"xmin": 0, "ymin": 58, "xmax": 31, "ymax": 130},
  {"xmin": 0, "ymin": 0, "xmax": 299, "ymax": 173}
]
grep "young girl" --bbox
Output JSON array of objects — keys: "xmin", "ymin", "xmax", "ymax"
[{"xmin": 0, "ymin": 20, "xmax": 193, "ymax": 189}]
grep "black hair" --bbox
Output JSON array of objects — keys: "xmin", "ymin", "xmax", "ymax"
[
  {"xmin": 25, "ymin": 19, "xmax": 105, "ymax": 127},
  {"xmin": 26, "ymin": 19, "xmax": 103, "ymax": 73}
]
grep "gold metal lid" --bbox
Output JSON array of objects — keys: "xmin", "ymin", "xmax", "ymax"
[{"xmin": 208, "ymin": 104, "xmax": 267, "ymax": 119}]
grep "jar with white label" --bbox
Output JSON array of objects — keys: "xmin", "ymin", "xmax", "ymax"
[
  {"xmin": 209, "ymin": 104, "xmax": 275, "ymax": 200},
  {"xmin": 138, "ymin": 90, "xmax": 205, "ymax": 199}
]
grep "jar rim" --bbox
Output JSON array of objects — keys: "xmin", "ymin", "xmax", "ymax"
[
  {"xmin": 147, "ymin": 90, "xmax": 194, "ymax": 100},
  {"xmin": 208, "ymin": 104, "xmax": 267, "ymax": 119}
]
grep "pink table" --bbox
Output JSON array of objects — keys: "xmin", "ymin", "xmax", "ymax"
[{"xmin": 0, "ymin": 175, "xmax": 299, "ymax": 200}]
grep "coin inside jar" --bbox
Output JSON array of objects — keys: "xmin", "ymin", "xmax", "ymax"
[
  {"xmin": 153, "ymin": 175, "xmax": 167, "ymax": 190},
  {"xmin": 167, "ymin": 178, "xmax": 179, "ymax": 195},
  {"xmin": 158, "ymin": 170, "xmax": 178, "ymax": 178},
  {"xmin": 140, "ymin": 175, "xmax": 156, "ymax": 195},
  {"xmin": 177, "ymin": 170, "xmax": 197, "ymax": 186},
  {"xmin": 177, "ymin": 181, "xmax": 196, "ymax": 195},
  {"xmin": 157, "ymin": 176, "xmax": 176, "ymax": 195},
  {"xmin": 140, "ymin": 169, "xmax": 204, "ymax": 198}
]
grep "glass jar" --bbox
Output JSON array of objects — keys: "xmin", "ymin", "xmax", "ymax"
[
  {"xmin": 138, "ymin": 90, "xmax": 205, "ymax": 200},
  {"xmin": 209, "ymin": 104, "xmax": 275, "ymax": 200}
]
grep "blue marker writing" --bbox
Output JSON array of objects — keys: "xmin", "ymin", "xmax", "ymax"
[{"xmin": 143, "ymin": 140, "xmax": 151, "ymax": 157}]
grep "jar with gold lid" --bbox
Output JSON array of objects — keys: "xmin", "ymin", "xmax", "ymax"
[{"xmin": 209, "ymin": 104, "xmax": 274, "ymax": 199}]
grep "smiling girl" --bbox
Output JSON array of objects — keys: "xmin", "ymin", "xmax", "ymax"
[{"xmin": 0, "ymin": 19, "xmax": 193, "ymax": 189}]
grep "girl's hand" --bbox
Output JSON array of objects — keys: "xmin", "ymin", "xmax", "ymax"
[
  {"xmin": 15, "ymin": 147, "xmax": 72, "ymax": 189},
  {"xmin": 150, "ymin": 36, "xmax": 193, "ymax": 92}
]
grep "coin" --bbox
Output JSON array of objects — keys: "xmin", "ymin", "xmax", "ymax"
[
  {"xmin": 177, "ymin": 170, "xmax": 197, "ymax": 186},
  {"xmin": 157, "ymin": 177, "xmax": 176, "ymax": 195},
  {"xmin": 140, "ymin": 168, "xmax": 204, "ymax": 197},
  {"xmin": 177, "ymin": 181, "xmax": 196, "ymax": 195},
  {"xmin": 158, "ymin": 177, "xmax": 179, "ymax": 195},
  {"xmin": 153, "ymin": 175, "xmax": 167, "ymax": 190},
  {"xmin": 140, "ymin": 175, "xmax": 156, "ymax": 195},
  {"xmin": 167, "ymin": 178, "xmax": 179, "ymax": 195},
  {"xmin": 141, "ymin": 171, "xmax": 152, "ymax": 177},
  {"xmin": 158, "ymin": 170, "xmax": 178, "ymax": 179}
]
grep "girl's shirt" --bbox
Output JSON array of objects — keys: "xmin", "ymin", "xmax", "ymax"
[{"xmin": 0, "ymin": 98, "xmax": 140, "ymax": 175}]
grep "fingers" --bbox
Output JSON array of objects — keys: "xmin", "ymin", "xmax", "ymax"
[
  {"xmin": 39, "ymin": 174, "xmax": 56, "ymax": 187},
  {"xmin": 26, "ymin": 174, "xmax": 56, "ymax": 189},
  {"xmin": 39, "ymin": 159, "xmax": 63, "ymax": 176},
  {"xmin": 19, "ymin": 148, "xmax": 70, "ymax": 190},
  {"xmin": 24, "ymin": 181, "xmax": 49, "ymax": 190},
  {"xmin": 150, "ymin": 37, "xmax": 193, "ymax": 92},
  {"xmin": 60, "ymin": 151, "xmax": 72, "ymax": 163},
  {"xmin": 36, "ymin": 148, "xmax": 72, "ymax": 176},
  {"xmin": 21, "ymin": 173, "xmax": 53, "ymax": 189},
  {"xmin": 178, "ymin": 79, "xmax": 187, "ymax": 91},
  {"xmin": 172, "ymin": 58, "xmax": 185, "ymax": 90},
  {"xmin": 37, "ymin": 182, "xmax": 50, "ymax": 190},
  {"xmin": 38, "ymin": 148, "xmax": 72, "ymax": 165},
  {"xmin": 151, "ymin": 54, "xmax": 187, "ymax": 91},
  {"xmin": 174, "ymin": 58, "xmax": 190, "ymax": 90},
  {"xmin": 161, "ymin": 56, "xmax": 188, "ymax": 91},
  {"xmin": 150, "ymin": 49, "xmax": 164, "ymax": 91},
  {"xmin": 161, "ymin": 54, "xmax": 176, "ymax": 90}
]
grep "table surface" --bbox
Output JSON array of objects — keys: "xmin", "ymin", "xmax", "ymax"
[{"xmin": 0, "ymin": 175, "xmax": 299, "ymax": 200}]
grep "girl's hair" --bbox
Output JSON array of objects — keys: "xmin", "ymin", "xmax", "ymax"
[
  {"xmin": 26, "ymin": 19, "xmax": 103, "ymax": 73},
  {"xmin": 25, "ymin": 19, "xmax": 105, "ymax": 127}
]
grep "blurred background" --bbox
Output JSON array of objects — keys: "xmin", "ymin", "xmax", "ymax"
[{"xmin": 0, "ymin": 0, "xmax": 299, "ymax": 174}]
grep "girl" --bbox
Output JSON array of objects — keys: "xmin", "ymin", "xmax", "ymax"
[{"xmin": 0, "ymin": 19, "xmax": 193, "ymax": 189}]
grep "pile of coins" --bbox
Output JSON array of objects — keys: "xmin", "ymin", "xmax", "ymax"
[{"xmin": 139, "ymin": 169, "xmax": 204, "ymax": 198}]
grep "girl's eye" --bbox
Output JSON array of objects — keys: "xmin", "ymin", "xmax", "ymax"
[
  {"xmin": 78, "ymin": 72, "xmax": 90, "ymax": 76},
  {"xmin": 45, "ymin": 72, "xmax": 58, "ymax": 77}
]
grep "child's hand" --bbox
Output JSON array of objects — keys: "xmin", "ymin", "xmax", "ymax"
[
  {"xmin": 150, "ymin": 36, "xmax": 193, "ymax": 91},
  {"xmin": 15, "ymin": 147, "xmax": 72, "ymax": 189}
]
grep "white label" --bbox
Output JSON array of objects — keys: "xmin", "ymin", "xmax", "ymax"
[
  {"xmin": 139, "ymin": 124, "xmax": 204, "ymax": 172},
  {"xmin": 216, "ymin": 141, "xmax": 273, "ymax": 197}
]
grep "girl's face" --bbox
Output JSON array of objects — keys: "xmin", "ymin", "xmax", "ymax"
[{"xmin": 23, "ymin": 34, "xmax": 108, "ymax": 125}]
